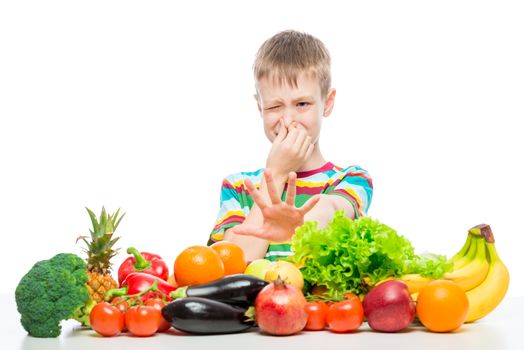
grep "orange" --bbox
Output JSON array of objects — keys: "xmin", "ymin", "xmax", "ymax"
[
  {"xmin": 210, "ymin": 241, "xmax": 247, "ymax": 275},
  {"xmin": 174, "ymin": 245, "xmax": 225, "ymax": 286},
  {"xmin": 416, "ymin": 280, "xmax": 469, "ymax": 332}
]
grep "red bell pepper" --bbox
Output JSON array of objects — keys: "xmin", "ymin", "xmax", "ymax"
[
  {"xmin": 118, "ymin": 247, "xmax": 169, "ymax": 285},
  {"xmin": 105, "ymin": 272, "xmax": 177, "ymax": 303},
  {"xmin": 123, "ymin": 272, "xmax": 177, "ymax": 295}
]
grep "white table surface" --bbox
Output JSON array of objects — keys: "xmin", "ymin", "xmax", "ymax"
[{"xmin": 3, "ymin": 293, "xmax": 523, "ymax": 350}]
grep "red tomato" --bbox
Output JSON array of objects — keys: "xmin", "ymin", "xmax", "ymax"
[
  {"xmin": 344, "ymin": 292, "xmax": 361, "ymax": 303},
  {"xmin": 111, "ymin": 297, "xmax": 131, "ymax": 312},
  {"xmin": 125, "ymin": 305, "xmax": 160, "ymax": 337},
  {"xmin": 145, "ymin": 298, "xmax": 171, "ymax": 332},
  {"xmin": 110, "ymin": 298, "xmax": 131, "ymax": 332},
  {"xmin": 304, "ymin": 301, "xmax": 329, "ymax": 331},
  {"xmin": 326, "ymin": 299, "xmax": 364, "ymax": 333},
  {"xmin": 90, "ymin": 302, "xmax": 124, "ymax": 337}
]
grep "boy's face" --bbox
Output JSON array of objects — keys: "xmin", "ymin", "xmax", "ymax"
[{"xmin": 255, "ymin": 72, "xmax": 336, "ymax": 145}]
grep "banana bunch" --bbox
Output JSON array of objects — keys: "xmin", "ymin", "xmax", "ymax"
[{"xmin": 400, "ymin": 224, "xmax": 509, "ymax": 323}]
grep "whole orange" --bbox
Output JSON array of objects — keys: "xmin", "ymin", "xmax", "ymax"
[
  {"xmin": 210, "ymin": 241, "xmax": 247, "ymax": 275},
  {"xmin": 174, "ymin": 246, "xmax": 225, "ymax": 286},
  {"xmin": 416, "ymin": 280, "xmax": 469, "ymax": 332}
]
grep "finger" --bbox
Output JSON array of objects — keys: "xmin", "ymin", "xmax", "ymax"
[
  {"xmin": 284, "ymin": 122, "xmax": 299, "ymax": 144},
  {"xmin": 299, "ymin": 194, "xmax": 321, "ymax": 215},
  {"xmin": 265, "ymin": 168, "xmax": 281, "ymax": 205},
  {"xmin": 294, "ymin": 129, "xmax": 308, "ymax": 153},
  {"xmin": 285, "ymin": 172, "xmax": 297, "ymax": 205},
  {"xmin": 304, "ymin": 143, "xmax": 315, "ymax": 160},
  {"xmin": 298, "ymin": 135, "xmax": 312, "ymax": 157},
  {"xmin": 245, "ymin": 177, "xmax": 268, "ymax": 210}
]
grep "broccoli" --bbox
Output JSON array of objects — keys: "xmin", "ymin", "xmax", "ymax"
[{"xmin": 15, "ymin": 253, "xmax": 96, "ymax": 337}]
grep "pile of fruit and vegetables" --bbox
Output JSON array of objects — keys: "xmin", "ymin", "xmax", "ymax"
[{"xmin": 15, "ymin": 207, "xmax": 510, "ymax": 338}]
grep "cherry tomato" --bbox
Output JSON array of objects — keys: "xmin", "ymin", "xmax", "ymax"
[
  {"xmin": 110, "ymin": 298, "xmax": 131, "ymax": 332},
  {"xmin": 125, "ymin": 305, "xmax": 160, "ymax": 337},
  {"xmin": 145, "ymin": 298, "xmax": 171, "ymax": 332},
  {"xmin": 344, "ymin": 292, "xmax": 361, "ymax": 303},
  {"xmin": 90, "ymin": 302, "xmax": 124, "ymax": 337},
  {"xmin": 304, "ymin": 301, "xmax": 329, "ymax": 331},
  {"xmin": 326, "ymin": 299, "xmax": 364, "ymax": 333},
  {"xmin": 111, "ymin": 297, "xmax": 131, "ymax": 312}
]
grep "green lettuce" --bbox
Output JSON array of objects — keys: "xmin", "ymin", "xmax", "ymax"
[{"xmin": 291, "ymin": 212, "xmax": 452, "ymax": 297}]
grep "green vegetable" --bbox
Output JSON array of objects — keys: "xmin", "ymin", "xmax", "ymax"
[
  {"xmin": 291, "ymin": 212, "xmax": 452, "ymax": 298},
  {"xmin": 15, "ymin": 253, "xmax": 96, "ymax": 337}
]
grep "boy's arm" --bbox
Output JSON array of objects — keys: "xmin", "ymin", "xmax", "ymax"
[
  {"xmin": 302, "ymin": 194, "xmax": 356, "ymax": 227},
  {"xmin": 232, "ymin": 170, "xmax": 357, "ymax": 244}
]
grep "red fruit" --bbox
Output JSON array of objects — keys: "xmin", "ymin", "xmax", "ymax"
[
  {"xmin": 326, "ymin": 299, "xmax": 364, "ymax": 333},
  {"xmin": 125, "ymin": 305, "xmax": 160, "ymax": 337},
  {"xmin": 90, "ymin": 302, "xmax": 124, "ymax": 337},
  {"xmin": 254, "ymin": 277, "xmax": 308, "ymax": 336},
  {"xmin": 110, "ymin": 297, "xmax": 131, "ymax": 332},
  {"xmin": 304, "ymin": 301, "xmax": 329, "ymax": 331},
  {"xmin": 362, "ymin": 280, "xmax": 415, "ymax": 332},
  {"xmin": 145, "ymin": 298, "xmax": 171, "ymax": 332}
]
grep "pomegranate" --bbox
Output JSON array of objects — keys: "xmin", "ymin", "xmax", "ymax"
[{"xmin": 254, "ymin": 276, "xmax": 307, "ymax": 335}]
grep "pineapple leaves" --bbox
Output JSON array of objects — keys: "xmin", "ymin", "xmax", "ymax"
[
  {"xmin": 85, "ymin": 206, "xmax": 125, "ymax": 238},
  {"xmin": 81, "ymin": 206, "xmax": 125, "ymax": 274},
  {"xmin": 113, "ymin": 210, "xmax": 125, "ymax": 231},
  {"xmin": 86, "ymin": 207, "xmax": 98, "ymax": 237}
]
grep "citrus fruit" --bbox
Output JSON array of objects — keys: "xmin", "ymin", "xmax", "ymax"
[
  {"xmin": 416, "ymin": 280, "xmax": 469, "ymax": 332},
  {"xmin": 210, "ymin": 241, "xmax": 247, "ymax": 275},
  {"xmin": 244, "ymin": 258, "xmax": 272, "ymax": 279},
  {"xmin": 174, "ymin": 246, "xmax": 225, "ymax": 286}
]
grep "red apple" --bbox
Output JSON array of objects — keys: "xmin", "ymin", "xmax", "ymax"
[{"xmin": 363, "ymin": 280, "xmax": 415, "ymax": 332}]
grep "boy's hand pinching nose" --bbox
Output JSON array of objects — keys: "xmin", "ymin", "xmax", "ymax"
[
  {"xmin": 230, "ymin": 169, "xmax": 320, "ymax": 242},
  {"xmin": 266, "ymin": 119, "xmax": 315, "ymax": 177}
]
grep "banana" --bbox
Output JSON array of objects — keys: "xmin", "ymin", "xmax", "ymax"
[
  {"xmin": 443, "ymin": 235, "xmax": 489, "ymax": 291},
  {"xmin": 451, "ymin": 225, "xmax": 485, "ymax": 270},
  {"xmin": 465, "ymin": 224, "xmax": 510, "ymax": 323},
  {"xmin": 450, "ymin": 232, "xmax": 473, "ymax": 267},
  {"xmin": 399, "ymin": 273, "xmax": 432, "ymax": 294},
  {"xmin": 399, "ymin": 228, "xmax": 480, "ymax": 294},
  {"xmin": 399, "ymin": 224, "xmax": 503, "ymax": 300}
]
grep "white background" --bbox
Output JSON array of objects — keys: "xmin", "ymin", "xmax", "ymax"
[{"xmin": 1, "ymin": 1, "xmax": 523, "ymax": 297}]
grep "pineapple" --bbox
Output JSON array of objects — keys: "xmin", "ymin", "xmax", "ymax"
[{"xmin": 78, "ymin": 207, "xmax": 124, "ymax": 303}]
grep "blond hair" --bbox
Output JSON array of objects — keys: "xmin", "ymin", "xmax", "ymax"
[{"xmin": 253, "ymin": 30, "xmax": 331, "ymax": 97}]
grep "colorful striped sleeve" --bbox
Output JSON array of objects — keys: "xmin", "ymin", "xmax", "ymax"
[
  {"xmin": 325, "ymin": 166, "xmax": 373, "ymax": 218},
  {"xmin": 207, "ymin": 176, "xmax": 248, "ymax": 245}
]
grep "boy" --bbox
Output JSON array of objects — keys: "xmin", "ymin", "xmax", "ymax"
[{"xmin": 207, "ymin": 30, "xmax": 373, "ymax": 262}]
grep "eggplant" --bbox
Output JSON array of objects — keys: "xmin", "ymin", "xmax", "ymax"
[
  {"xmin": 170, "ymin": 274, "xmax": 268, "ymax": 307},
  {"xmin": 161, "ymin": 297, "xmax": 254, "ymax": 334}
]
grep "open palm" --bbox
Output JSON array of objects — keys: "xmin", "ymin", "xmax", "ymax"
[{"xmin": 231, "ymin": 169, "xmax": 320, "ymax": 242}]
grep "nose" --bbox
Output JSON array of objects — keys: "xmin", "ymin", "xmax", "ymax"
[{"xmin": 281, "ymin": 109, "xmax": 295, "ymax": 128}]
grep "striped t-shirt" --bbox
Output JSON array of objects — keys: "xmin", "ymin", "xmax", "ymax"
[{"xmin": 207, "ymin": 162, "xmax": 373, "ymax": 261}]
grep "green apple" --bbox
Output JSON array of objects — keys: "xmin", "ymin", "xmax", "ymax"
[{"xmin": 244, "ymin": 259, "xmax": 272, "ymax": 280}]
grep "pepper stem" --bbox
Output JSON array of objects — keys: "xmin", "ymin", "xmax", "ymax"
[
  {"xmin": 127, "ymin": 247, "xmax": 152, "ymax": 270},
  {"xmin": 169, "ymin": 286, "xmax": 188, "ymax": 300}
]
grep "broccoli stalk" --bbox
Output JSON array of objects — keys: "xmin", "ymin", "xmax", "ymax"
[{"xmin": 15, "ymin": 253, "xmax": 96, "ymax": 337}]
